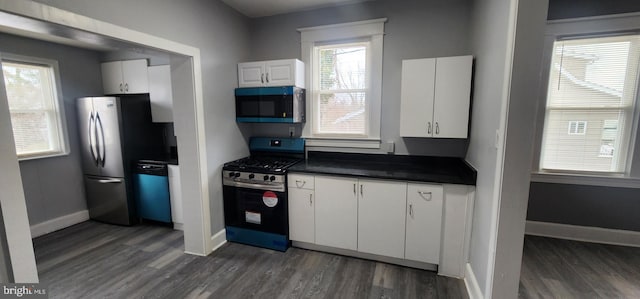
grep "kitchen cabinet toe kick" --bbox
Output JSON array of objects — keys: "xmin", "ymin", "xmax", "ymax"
[{"xmin": 291, "ymin": 241, "xmax": 439, "ymax": 272}]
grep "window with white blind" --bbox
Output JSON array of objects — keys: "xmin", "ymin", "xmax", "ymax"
[
  {"xmin": 313, "ymin": 41, "xmax": 370, "ymax": 136},
  {"xmin": 540, "ymin": 34, "xmax": 640, "ymax": 173},
  {"xmin": 2, "ymin": 56, "xmax": 69, "ymax": 160},
  {"xmin": 299, "ymin": 19, "xmax": 385, "ymax": 147}
]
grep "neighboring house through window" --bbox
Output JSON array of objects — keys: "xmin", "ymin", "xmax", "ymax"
[
  {"xmin": 1, "ymin": 54, "xmax": 69, "ymax": 160},
  {"xmin": 539, "ymin": 34, "xmax": 640, "ymax": 174},
  {"xmin": 299, "ymin": 19, "xmax": 385, "ymax": 148}
]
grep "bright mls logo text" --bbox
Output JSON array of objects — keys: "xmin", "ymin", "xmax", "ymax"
[{"xmin": 2, "ymin": 285, "xmax": 47, "ymax": 298}]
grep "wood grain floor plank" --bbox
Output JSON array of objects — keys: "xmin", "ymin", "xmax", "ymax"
[
  {"xmin": 35, "ymin": 221, "xmax": 467, "ymax": 299},
  {"xmin": 519, "ymin": 235, "xmax": 640, "ymax": 299}
]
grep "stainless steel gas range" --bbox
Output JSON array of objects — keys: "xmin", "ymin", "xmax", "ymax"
[{"xmin": 222, "ymin": 137, "xmax": 304, "ymax": 251}]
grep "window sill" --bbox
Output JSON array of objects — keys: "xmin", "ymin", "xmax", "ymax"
[
  {"xmin": 530, "ymin": 172, "xmax": 640, "ymax": 189},
  {"xmin": 304, "ymin": 137, "xmax": 381, "ymax": 149},
  {"xmin": 18, "ymin": 151, "xmax": 69, "ymax": 162}
]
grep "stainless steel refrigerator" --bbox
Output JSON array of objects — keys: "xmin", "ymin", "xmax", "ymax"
[{"xmin": 77, "ymin": 96, "xmax": 163, "ymax": 225}]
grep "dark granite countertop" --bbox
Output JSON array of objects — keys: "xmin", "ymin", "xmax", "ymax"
[
  {"xmin": 138, "ymin": 155, "xmax": 179, "ymax": 165},
  {"xmin": 289, "ymin": 152, "xmax": 477, "ymax": 185}
]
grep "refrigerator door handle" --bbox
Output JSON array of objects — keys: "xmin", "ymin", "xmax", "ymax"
[
  {"xmin": 89, "ymin": 112, "xmax": 99, "ymax": 167},
  {"xmin": 97, "ymin": 178, "xmax": 123, "ymax": 184},
  {"xmin": 96, "ymin": 112, "xmax": 106, "ymax": 167}
]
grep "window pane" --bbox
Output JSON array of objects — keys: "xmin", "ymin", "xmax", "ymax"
[
  {"xmin": 542, "ymin": 110, "xmax": 627, "ymax": 172},
  {"xmin": 2, "ymin": 60, "xmax": 63, "ymax": 157},
  {"xmin": 541, "ymin": 34, "xmax": 640, "ymax": 173},
  {"xmin": 10, "ymin": 111, "xmax": 56, "ymax": 155},
  {"xmin": 548, "ymin": 36, "xmax": 639, "ymax": 109},
  {"xmin": 318, "ymin": 92, "xmax": 366, "ymax": 135},
  {"xmin": 3, "ymin": 62, "xmax": 53, "ymax": 110},
  {"xmin": 319, "ymin": 44, "xmax": 367, "ymax": 90}
]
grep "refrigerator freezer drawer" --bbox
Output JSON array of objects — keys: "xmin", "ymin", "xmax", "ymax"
[{"xmin": 84, "ymin": 176, "xmax": 134, "ymax": 225}]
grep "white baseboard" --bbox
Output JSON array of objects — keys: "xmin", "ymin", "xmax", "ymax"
[
  {"xmin": 210, "ymin": 228, "xmax": 227, "ymax": 253},
  {"xmin": 525, "ymin": 220, "xmax": 640, "ymax": 248},
  {"xmin": 464, "ymin": 263, "xmax": 484, "ymax": 299},
  {"xmin": 30, "ymin": 210, "xmax": 89, "ymax": 238}
]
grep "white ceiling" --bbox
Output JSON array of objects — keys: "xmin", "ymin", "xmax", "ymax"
[{"xmin": 222, "ymin": 0, "xmax": 374, "ymax": 18}]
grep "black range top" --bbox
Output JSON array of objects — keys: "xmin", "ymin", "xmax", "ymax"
[{"xmin": 223, "ymin": 156, "xmax": 302, "ymax": 174}]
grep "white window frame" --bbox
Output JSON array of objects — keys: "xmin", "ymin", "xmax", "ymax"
[
  {"xmin": 298, "ymin": 18, "xmax": 386, "ymax": 149},
  {"xmin": 531, "ymin": 12, "xmax": 640, "ymax": 188},
  {"xmin": 1, "ymin": 53, "xmax": 69, "ymax": 160}
]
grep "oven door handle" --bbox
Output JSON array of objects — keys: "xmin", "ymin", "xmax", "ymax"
[{"xmin": 223, "ymin": 179, "xmax": 285, "ymax": 192}]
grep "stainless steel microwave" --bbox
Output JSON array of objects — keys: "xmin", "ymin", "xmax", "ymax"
[{"xmin": 235, "ymin": 86, "xmax": 305, "ymax": 123}]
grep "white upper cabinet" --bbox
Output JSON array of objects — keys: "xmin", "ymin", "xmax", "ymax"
[
  {"xmin": 357, "ymin": 179, "xmax": 407, "ymax": 259},
  {"xmin": 148, "ymin": 65, "xmax": 174, "ymax": 123},
  {"xmin": 238, "ymin": 59, "xmax": 304, "ymax": 88},
  {"xmin": 101, "ymin": 62, "xmax": 125, "ymax": 95},
  {"xmin": 238, "ymin": 62, "xmax": 265, "ymax": 87},
  {"xmin": 101, "ymin": 59, "xmax": 149, "ymax": 94},
  {"xmin": 405, "ymin": 183, "xmax": 443, "ymax": 264},
  {"xmin": 400, "ymin": 59, "xmax": 436, "ymax": 137},
  {"xmin": 400, "ymin": 55, "xmax": 473, "ymax": 138}
]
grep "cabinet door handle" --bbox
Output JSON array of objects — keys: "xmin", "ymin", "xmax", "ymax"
[
  {"xmin": 309, "ymin": 194, "xmax": 313, "ymax": 205},
  {"xmin": 261, "ymin": 73, "xmax": 264, "ymax": 83},
  {"xmin": 428, "ymin": 122, "xmax": 432, "ymax": 134},
  {"xmin": 418, "ymin": 191, "xmax": 432, "ymax": 201},
  {"xmin": 353, "ymin": 183, "xmax": 356, "ymax": 195},
  {"xmin": 435, "ymin": 122, "xmax": 440, "ymax": 135},
  {"xmin": 360, "ymin": 184, "xmax": 363, "ymax": 197},
  {"xmin": 295, "ymin": 180, "xmax": 305, "ymax": 188},
  {"xmin": 119, "ymin": 83, "xmax": 123, "ymax": 92},
  {"xmin": 125, "ymin": 83, "xmax": 129, "ymax": 92},
  {"xmin": 409, "ymin": 203, "xmax": 413, "ymax": 217},
  {"xmin": 266, "ymin": 72, "xmax": 269, "ymax": 83}
]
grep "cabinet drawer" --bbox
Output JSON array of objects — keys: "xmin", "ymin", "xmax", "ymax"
[{"xmin": 288, "ymin": 174, "xmax": 314, "ymax": 190}]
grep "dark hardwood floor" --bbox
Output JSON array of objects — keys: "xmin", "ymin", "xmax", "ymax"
[
  {"xmin": 33, "ymin": 221, "xmax": 468, "ymax": 299},
  {"xmin": 519, "ymin": 235, "xmax": 640, "ymax": 298}
]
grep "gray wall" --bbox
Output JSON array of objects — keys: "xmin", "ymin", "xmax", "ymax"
[
  {"xmin": 247, "ymin": 0, "xmax": 473, "ymax": 157},
  {"xmin": 548, "ymin": 0, "xmax": 640, "ymax": 20},
  {"xmin": 0, "ymin": 33, "xmax": 103, "ymax": 226},
  {"xmin": 489, "ymin": 0, "xmax": 548, "ymax": 297},
  {"xmin": 529, "ymin": 183, "xmax": 640, "ymax": 231},
  {"xmin": 31, "ymin": 0, "xmax": 253, "ymax": 234},
  {"xmin": 465, "ymin": 0, "xmax": 516, "ymax": 294},
  {"xmin": 526, "ymin": 2, "xmax": 640, "ymax": 232}
]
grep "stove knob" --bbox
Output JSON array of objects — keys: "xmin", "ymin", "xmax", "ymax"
[
  {"xmin": 269, "ymin": 176, "xmax": 276, "ymax": 182},
  {"xmin": 228, "ymin": 172, "xmax": 235, "ymax": 178},
  {"xmin": 263, "ymin": 175, "xmax": 269, "ymax": 181},
  {"xmin": 248, "ymin": 174, "xmax": 255, "ymax": 179},
  {"xmin": 234, "ymin": 172, "xmax": 241, "ymax": 178}
]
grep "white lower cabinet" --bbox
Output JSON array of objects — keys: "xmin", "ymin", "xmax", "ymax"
[
  {"xmin": 314, "ymin": 176, "xmax": 358, "ymax": 251},
  {"xmin": 168, "ymin": 165, "xmax": 183, "ymax": 230},
  {"xmin": 405, "ymin": 183, "xmax": 443, "ymax": 264},
  {"xmin": 288, "ymin": 173, "xmax": 315, "ymax": 243},
  {"xmin": 288, "ymin": 188, "xmax": 315, "ymax": 243},
  {"xmin": 288, "ymin": 173, "xmax": 470, "ymax": 275},
  {"xmin": 357, "ymin": 179, "xmax": 407, "ymax": 259}
]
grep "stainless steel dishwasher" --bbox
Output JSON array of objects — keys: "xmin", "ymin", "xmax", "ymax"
[{"xmin": 134, "ymin": 161, "xmax": 171, "ymax": 223}]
